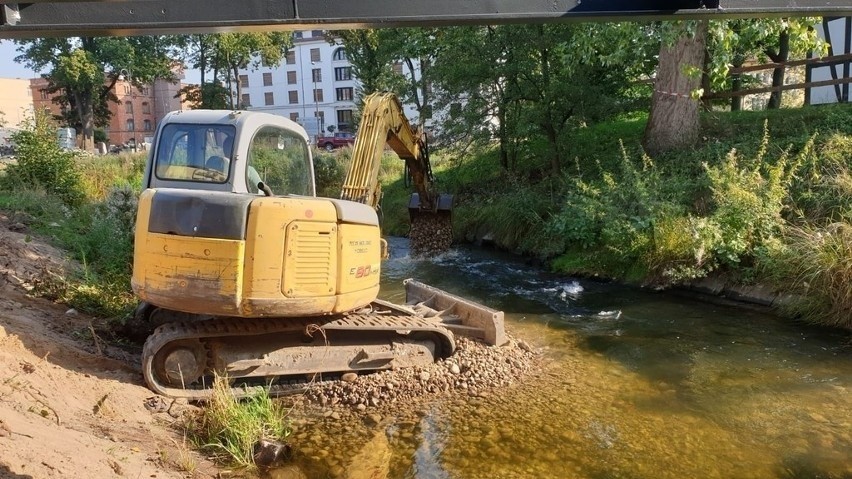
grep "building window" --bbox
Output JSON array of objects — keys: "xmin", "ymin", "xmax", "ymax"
[
  {"xmin": 337, "ymin": 109, "xmax": 353, "ymax": 125},
  {"xmin": 290, "ymin": 112, "xmax": 299, "ymax": 122},
  {"xmin": 241, "ymin": 94, "xmax": 251, "ymax": 107},
  {"xmin": 263, "ymin": 72, "xmax": 273, "ymax": 86},
  {"xmin": 39, "ymin": 89, "xmax": 48, "ymax": 100},
  {"xmin": 239, "ymin": 75, "xmax": 249, "ymax": 88},
  {"xmin": 294, "ymin": 32, "xmax": 303, "ymax": 39},
  {"xmin": 311, "ymin": 30, "xmax": 323, "ymax": 38},
  {"xmin": 264, "ymin": 92, "xmax": 274, "ymax": 105},
  {"xmin": 126, "ymin": 119, "xmax": 135, "ymax": 132},
  {"xmin": 336, "ymin": 87, "xmax": 353, "ymax": 101},
  {"xmin": 334, "ymin": 67, "xmax": 352, "ymax": 81},
  {"xmin": 286, "ymin": 51, "xmax": 296, "ymax": 64},
  {"xmin": 312, "ymin": 68, "xmax": 322, "ymax": 82},
  {"xmin": 123, "ymin": 85, "xmax": 131, "ymax": 94},
  {"xmin": 125, "ymin": 101, "xmax": 133, "ymax": 114},
  {"xmin": 287, "ymin": 71, "xmax": 297, "ymax": 84},
  {"xmin": 141, "ymin": 87, "xmax": 150, "ymax": 95},
  {"xmin": 315, "ymin": 111, "xmax": 324, "ymax": 122},
  {"xmin": 313, "ymin": 89, "xmax": 324, "ymax": 102},
  {"xmin": 143, "ymin": 119, "xmax": 152, "ymax": 131},
  {"xmin": 142, "ymin": 102, "xmax": 150, "ymax": 114},
  {"xmin": 288, "ymin": 91, "xmax": 299, "ymax": 104},
  {"xmin": 393, "ymin": 62, "xmax": 404, "ymax": 75},
  {"xmin": 310, "ymin": 48, "xmax": 320, "ymax": 62},
  {"xmin": 333, "ymin": 48, "xmax": 347, "ymax": 61}
]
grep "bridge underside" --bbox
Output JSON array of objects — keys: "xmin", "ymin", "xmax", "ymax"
[{"xmin": 2, "ymin": 0, "xmax": 852, "ymax": 38}]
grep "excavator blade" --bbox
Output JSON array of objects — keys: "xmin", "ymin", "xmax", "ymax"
[{"xmin": 403, "ymin": 278, "xmax": 507, "ymax": 346}]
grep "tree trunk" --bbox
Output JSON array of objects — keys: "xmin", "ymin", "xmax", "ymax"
[
  {"xmin": 73, "ymin": 90, "xmax": 95, "ymax": 151},
  {"xmin": 232, "ymin": 63, "xmax": 241, "ymax": 109},
  {"xmin": 766, "ymin": 28, "xmax": 790, "ymax": 109},
  {"xmin": 643, "ymin": 20, "xmax": 708, "ymax": 156},
  {"xmin": 730, "ymin": 55, "xmax": 745, "ymax": 111}
]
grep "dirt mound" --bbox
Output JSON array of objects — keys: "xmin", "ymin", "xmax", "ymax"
[{"xmin": 0, "ymin": 213, "xmax": 207, "ymax": 478}]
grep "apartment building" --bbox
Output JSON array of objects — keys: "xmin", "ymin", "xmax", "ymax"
[{"xmin": 237, "ymin": 30, "xmax": 420, "ymax": 138}]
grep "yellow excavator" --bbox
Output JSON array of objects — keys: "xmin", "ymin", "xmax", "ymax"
[{"xmin": 131, "ymin": 92, "xmax": 505, "ymax": 399}]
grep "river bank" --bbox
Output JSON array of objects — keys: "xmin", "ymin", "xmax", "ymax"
[{"xmin": 376, "ymin": 105, "xmax": 852, "ymax": 330}]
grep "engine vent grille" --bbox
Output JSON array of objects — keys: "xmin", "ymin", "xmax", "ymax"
[{"xmin": 282, "ymin": 222, "xmax": 336, "ymax": 297}]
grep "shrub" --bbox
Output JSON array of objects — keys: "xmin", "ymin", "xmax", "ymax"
[
  {"xmin": 1, "ymin": 112, "xmax": 85, "ymax": 207},
  {"xmin": 770, "ymin": 222, "xmax": 852, "ymax": 329}
]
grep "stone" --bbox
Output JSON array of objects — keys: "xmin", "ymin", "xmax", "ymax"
[
  {"xmin": 341, "ymin": 372, "xmax": 358, "ymax": 383},
  {"xmin": 518, "ymin": 340, "xmax": 534, "ymax": 352},
  {"xmin": 419, "ymin": 371, "xmax": 430, "ymax": 382},
  {"xmin": 449, "ymin": 363, "xmax": 461, "ymax": 375},
  {"xmin": 65, "ymin": 308, "xmax": 78, "ymax": 317},
  {"xmin": 253, "ymin": 439, "xmax": 289, "ymax": 468},
  {"xmin": 365, "ymin": 414, "xmax": 382, "ymax": 427},
  {"xmin": 356, "ymin": 403, "xmax": 366, "ymax": 412}
]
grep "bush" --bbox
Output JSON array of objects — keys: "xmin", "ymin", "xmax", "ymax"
[
  {"xmin": 0, "ymin": 112, "xmax": 86, "ymax": 207},
  {"xmin": 769, "ymin": 222, "xmax": 852, "ymax": 329}
]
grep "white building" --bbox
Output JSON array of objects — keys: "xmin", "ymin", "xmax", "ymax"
[
  {"xmin": 236, "ymin": 30, "xmax": 421, "ymax": 139},
  {"xmin": 808, "ymin": 17, "xmax": 852, "ymax": 105}
]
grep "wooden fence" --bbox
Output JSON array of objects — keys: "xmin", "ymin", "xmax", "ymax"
[{"xmin": 702, "ymin": 53, "xmax": 852, "ymax": 103}]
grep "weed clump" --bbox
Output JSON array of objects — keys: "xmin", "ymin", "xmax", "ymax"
[{"xmin": 185, "ymin": 376, "xmax": 290, "ymax": 470}]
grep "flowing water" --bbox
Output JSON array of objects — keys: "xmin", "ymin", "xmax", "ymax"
[{"xmin": 283, "ymin": 237, "xmax": 851, "ymax": 479}]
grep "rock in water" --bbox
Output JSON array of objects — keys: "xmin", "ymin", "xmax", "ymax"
[
  {"xmin": 254, "ymin": 439, "xmax": 290, "ymax": 468},
  {"xmin": 344, "ymin": 430, "xmax": 391, "ymax": 479}
]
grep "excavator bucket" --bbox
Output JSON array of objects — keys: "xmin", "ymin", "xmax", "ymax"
[
  {"xmin": 408, "ymin": 193, "xmax": 454, "ymax": 255},
  {"xmin": 407, "ymin": 193, "xmax": 454, "ymax": 218},
  {"xmin": 403, "ymin": 278, "xmax": 507, "ymax": 346}
]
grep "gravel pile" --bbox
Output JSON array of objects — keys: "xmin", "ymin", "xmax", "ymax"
[{"xmin": 300, "ymin": 335, "xmax": 539, "ymax": 412}]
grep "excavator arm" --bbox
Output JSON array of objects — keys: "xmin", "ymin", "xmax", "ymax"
[{"xmin": 340, "ymin": 92, "xmax": 453, "ymax": 254}]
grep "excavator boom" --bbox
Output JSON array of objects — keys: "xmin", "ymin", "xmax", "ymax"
[{"xmin": 340, "ymin": 92, "xmax": 454, "ymax": 254}]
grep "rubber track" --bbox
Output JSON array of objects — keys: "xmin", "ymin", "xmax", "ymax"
[{"xmin": 142, "ymin": 314, "xmax": 456, "ymax": 400}]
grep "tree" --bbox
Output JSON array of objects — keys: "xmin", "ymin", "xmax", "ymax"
[
  {"xmin": 643, "ymin": 21, "xmax": 709, "ymax": 156},
  {"xmin": 14, "ymin": 37, "xmax": 177, "ymax": 150},
  {"xmin": 213, "ymin": 33, "xmax": 291, "ymax": 108},
  {"xmin": 174, "ymin": 33, "xmax": 291, "ymax": 110}
]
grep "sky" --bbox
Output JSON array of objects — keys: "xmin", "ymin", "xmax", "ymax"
[
  {"xmin": 0, "ymin": 40, "xmax": 38, "ymax": 79},
  {"xmin": 0, "ymin": 39, "xmax": 202, "ymax": 83}
]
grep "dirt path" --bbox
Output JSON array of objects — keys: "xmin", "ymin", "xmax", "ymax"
[{"xmin": 0, "ymin": 213, "xmax": 211, "ymax": 478}]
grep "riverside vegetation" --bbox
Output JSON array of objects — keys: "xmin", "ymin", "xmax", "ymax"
[{"xmin": 0, "ymin": 105, "xmax": 849, "ymax": 469}]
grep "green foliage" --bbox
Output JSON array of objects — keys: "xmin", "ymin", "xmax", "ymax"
[
  {"xmin": 0, "ymin": 128, "xmax": 142, "ymax": 319},
  {"xmin": 768, "ymin": 223, "xmax": 852, "ymax": 329},
  {"xmin": 313, "ymin": 149, "xmax": 350, "ymax": 198},
  {"xmin": 1, "ymin": 112, "xmax": 85, "ymax": 207},
  {"xmin": 186, "ymin": 376, "xmax": 290, "ymax": 470}
]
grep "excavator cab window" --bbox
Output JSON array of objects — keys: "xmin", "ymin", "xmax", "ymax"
[
  {"xmin": 154, "ymin": 123, "xmax": 235, "ymax": 183},
  {"xmin": 246, "ymin": 126, "xmax": 313, "ymax": 196}
]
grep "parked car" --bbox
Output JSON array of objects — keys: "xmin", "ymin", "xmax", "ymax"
[{"xmin": 316, "ymin": 132, "xmax": 356, "ymax": 151}]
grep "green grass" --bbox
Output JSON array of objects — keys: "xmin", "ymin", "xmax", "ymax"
[{"xmin": 185, "ymin": 376, "xmax": 290, "ymax": 470}]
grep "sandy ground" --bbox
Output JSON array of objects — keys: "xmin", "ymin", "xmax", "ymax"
[{"xmin": 0, "ymin": 213, "xmax": 213, "ymax": 479}]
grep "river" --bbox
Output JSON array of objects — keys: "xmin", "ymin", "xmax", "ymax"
[{"xmin": 284, "ymin": 237, "xmax": 851, "ymax": 479}]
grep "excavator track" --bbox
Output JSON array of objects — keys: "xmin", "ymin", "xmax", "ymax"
[{"xmin": 142, "ymin": 313, "xmax": 456, "ymax": 400}]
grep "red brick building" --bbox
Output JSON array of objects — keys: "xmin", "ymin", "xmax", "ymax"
[{"xmin": 29, "ymin": 71, "xmax": 187, "ymax": 148}]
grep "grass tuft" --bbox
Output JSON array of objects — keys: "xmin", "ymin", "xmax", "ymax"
[{"xmin": 185, "ymin": 375, "xmax": 290, "ymax": 471}]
